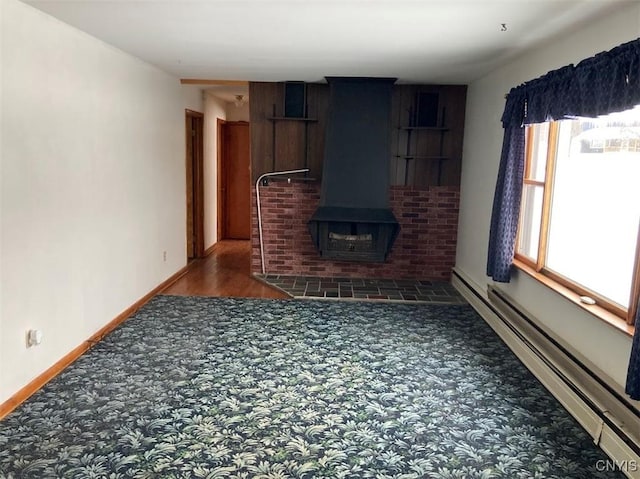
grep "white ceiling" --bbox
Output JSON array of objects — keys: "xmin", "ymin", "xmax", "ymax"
[{"xmin": 25, "ymin": 0, "xmax": 631, "ymax": 85}]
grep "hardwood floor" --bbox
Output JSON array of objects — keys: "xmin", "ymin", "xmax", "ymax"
[{"xmin": 162, "ymin": 240, "xmax": 289, "ymax": 299}]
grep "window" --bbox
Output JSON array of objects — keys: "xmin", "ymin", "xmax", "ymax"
[{"xmin": 516, "ymin": 106, "xmax": 640, "ymax": 325}]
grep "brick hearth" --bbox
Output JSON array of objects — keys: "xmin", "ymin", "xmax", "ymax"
[{"xmin": 252, "ymin": 181, "xmax": 459, "ymax": 280}]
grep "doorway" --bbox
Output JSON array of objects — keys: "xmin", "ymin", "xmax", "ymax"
[
  {"xmin": 218, "ymin": 120, "xmax": 251, "ymax": 240},
  {"xmin": 185, "ymin": 109, "xmax": 204, "ymax": 260}
]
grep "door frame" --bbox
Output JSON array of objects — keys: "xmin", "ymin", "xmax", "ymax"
[
  {"xmin": 217, "ymin": 118, "xmax": 226, "ymax": 239},
  {"xmin": 186, "ymin": 109, "xmax": 205, "ymax": 258}
]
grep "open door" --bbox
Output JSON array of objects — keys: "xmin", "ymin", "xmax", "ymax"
[
  {"xmin": 185, "ymin": 109, "xmax": 204, "ymax": 260},
  {"xmin": 218, "ymin": 121, "xmax": 251, "ymax": 240}
]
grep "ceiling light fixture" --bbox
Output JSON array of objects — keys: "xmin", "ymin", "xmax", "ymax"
[{"xmin": 234, "ymin": 94, "xmax": 247, "ymax": 107}]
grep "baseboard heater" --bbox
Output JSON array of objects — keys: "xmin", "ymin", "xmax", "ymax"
[{"xmin": 451, "ymin": 268, "xmax": 640, "ymax": 479}]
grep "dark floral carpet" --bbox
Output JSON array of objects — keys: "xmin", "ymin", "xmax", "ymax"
[{"xmin": 0, "ymin": 296, "xmax": 623, "ymax": 478}]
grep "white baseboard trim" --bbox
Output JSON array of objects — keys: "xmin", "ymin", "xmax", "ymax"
[{"xmin": 452, "ymin": 267, "xmax": 640, "ymax": 479}]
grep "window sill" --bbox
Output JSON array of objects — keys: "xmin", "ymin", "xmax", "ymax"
[{"xmin": 512, "ymin": 259, "xmax": 635, "ymax": 337}]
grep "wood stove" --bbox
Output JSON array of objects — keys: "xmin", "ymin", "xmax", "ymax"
[
  {"xmin": 308, "ymin": 77, "xmax": 400, "ymax": 262},
  {"xmin": 309, "ymin": 206, "xmax": 399, "ymax": 262}
]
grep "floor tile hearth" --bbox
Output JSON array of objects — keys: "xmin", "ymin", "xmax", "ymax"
[{"xmin": 257, "ymin": 275, "xmax": 466, "ymax": 303}]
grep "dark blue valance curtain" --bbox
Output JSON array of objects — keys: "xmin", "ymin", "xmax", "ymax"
[
  {"xmin": 487, "ymin": 37, "xmax": 640, "ymax": 282},
  {"xmin": 485, "ymin": 38, "xmax": 640, "ymax": 400}
]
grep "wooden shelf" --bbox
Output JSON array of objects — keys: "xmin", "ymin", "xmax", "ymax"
[
  {"xmin": 267, "ymin": 176, "xmax": 317, "ymax": 182},
  {"xmin": 395, "ymin": 155, "xmax": 449, "ymax": 160},
  {"xmin": 268, "ymin": 116, "xmax": 318, "ymax": 122},
  {"xmin": 400, "ymin": 126, "xmax": 449, "ymax": 131}
]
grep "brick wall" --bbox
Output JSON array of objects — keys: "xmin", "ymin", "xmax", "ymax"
[{"xmin": 252, "ymin": 181, "xmax": 459, "ymax": 280}]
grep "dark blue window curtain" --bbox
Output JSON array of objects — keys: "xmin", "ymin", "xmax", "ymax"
[
  {"xmin": 486, "ymin": 125, "xmax": 525, "ymax": 283},
  {"xmin": 485, "ymin": 38, "xmax": 640, "ymax": 399}
]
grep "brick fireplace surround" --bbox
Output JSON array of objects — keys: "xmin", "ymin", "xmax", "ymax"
[{"xmin": 251, "ymin": 181, "xmax": 460, "ymax": 280}]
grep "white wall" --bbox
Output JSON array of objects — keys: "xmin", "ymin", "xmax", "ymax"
[
  {"xmin": 226, "ymin": 102, "xmax": 250, "ymax": 122},
  {"xmin": 182, "ymin": 85, "xmax": 205, "ymax": 114},
  {"xmin": 456, "ymin": 2, "xmax": 640, "ymax": 389},
  {"xmin": 0, "ymin": 0, "xmax": 5, "ymax": 406},
  {"xmin": 203, "ymin": 92, "xmax": 227, "ymax": 249},
  {"xmin": 0, "ymin": 0, "xmax": 191, "ymax": 404}
]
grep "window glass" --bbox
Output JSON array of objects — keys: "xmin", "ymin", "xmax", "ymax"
[
  {"xmin": 517, "ymin": 105, "xmax": 640, "ymax": 318},
  {"xmin": 546, "ymin": 110, "xmax": 640, "ymax": 307},
  {"xmin": 528, "ymin": 121, "xmax": 549, "ymax": 182},
  {"xmin": 517, "ymin": 185, "xmax": 544, "ymax": 260}
]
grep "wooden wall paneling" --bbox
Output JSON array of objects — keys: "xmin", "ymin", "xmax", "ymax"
[
  {"xmin": 414, "ymin": 130, "xmax": 441, "ymax": 187},
  {"xmin": 249, "ymin": 82, "xmax": 278, "ymax": 181},
  {"xmin": 276, "ymin": 82, "xmax": 286, "ymax": 117},
  {"xmin": 405, "ymin": 157, "xmax": 417, "ymax": 187},
  {"xmin": 405, "ymin": 87, "xmax": 418, "ymax": 187},
  {"xmin": 303, "ymin": 84, "xmax": 313, "ymax": 174},
  {"xmin": 407, "ymin": 85, "xmax": 419, "ymax": 187},
  {"xmin": 390, "ymin": 87, "xmax": 402, "ymax": 185},
  {"xmin": 390, "ymin": 84, "xmax": 467, "ymax": 187},
  {"xmin": 250, "ymin": 82, "xmax": 329, "ymax": 180},
  {"xmin": 274, "ymin": 121, "xmax": 306, "ymax": 172},
  {"xmin": 391, "ymin": 86, "xmax": 411, "ymax": 185},
  {"xmin": 439, "ymin": 85, "xmax": 467, "ymax": 186},
  {"xmin": 412, "ymin": 159, "xmax": 435, "ymax": 189},
  {"xmin": 250, "ymin": 81, "xmax": 466, "ymax": 187},
  {"xmin": 306, "ymin": 83, "xmax": 329, "ymax": 180},
  {"xmin": 271, "ymin": 82, "xmax": 304, "ymax": 173}
]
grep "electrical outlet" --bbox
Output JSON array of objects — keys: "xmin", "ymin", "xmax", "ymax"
[
  {"xmin": 26, "ymin": 329, "xmax": 43, "ymax": 348},
  {"xmin": 163, "ymin": 251, "xmax": 167, "ymax": 262}
]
